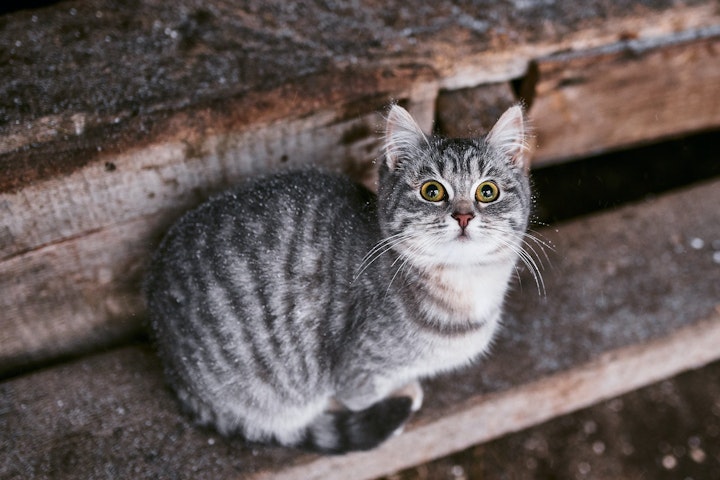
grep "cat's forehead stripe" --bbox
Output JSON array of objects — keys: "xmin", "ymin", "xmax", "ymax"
[{"xmin": 430, "ymin": 141, "xmax": 487, "ymax": 183}]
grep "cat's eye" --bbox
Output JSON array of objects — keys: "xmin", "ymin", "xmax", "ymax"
[
  {"xmin": 476, "ymin": 181, "xmax": 500, "ymax": 203},
  {"xmin": 420, "ymin": 181, "xmax": 446, "ymax": 202}
]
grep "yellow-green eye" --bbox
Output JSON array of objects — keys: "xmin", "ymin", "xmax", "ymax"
[
  {"xmin": 476, "ymin": 181, "xmax": 500, "ymax": 203},
  {"xmin": 420, "ymin": 180, "xmax": 446, "ymax": 202}
]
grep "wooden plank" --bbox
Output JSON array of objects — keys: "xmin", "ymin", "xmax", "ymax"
[
  {"xmin": 2, "ymin": 1, "xmax": 719, "ymax": 188},
  {"xmin": 436, "ymin": 2, "xmax": 720, "ymax": 90},
  {"xmin": 526, "ymin": 27, "xmax": 720, "ymax": 165},
  {"xmin": 2, "ymin": 179, "xmax": 719, "ymax": 479},
  {"xmin": 1, "ymin": 78, "xmax": 438, "ymax": 260},
  {"xmin": 0, "ymin": 216, "xmax": 150, "ymax": 371}
]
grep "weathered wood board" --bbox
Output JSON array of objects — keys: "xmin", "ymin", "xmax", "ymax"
[
  {"xmin": 2, "ymin": 1, "xmax": 717, "ymax": 170},
  {"xmin": 527, "ymin": 27, "xmax": 720, "ymax": 164},
  {"xmin": 436, "ymin": 82, "xmax": 517, "ymax": 137},
  {"xmin": 436, "ymin": 27, "xmax": 720, "ymax": 157},
  {"xmin": 2, "ymin": 0, "xmax": 720, "ymax": 374},
  {"xmin": 2, "ymin": 179, "xmax": 719, "ymax": 479}
]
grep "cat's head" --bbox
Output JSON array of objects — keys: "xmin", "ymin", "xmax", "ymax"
[{"xmin": 377, "ymin": 104, "xmax": 532, "ymax": 268}]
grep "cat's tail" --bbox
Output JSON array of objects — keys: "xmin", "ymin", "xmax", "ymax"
[{"xmin": 299, "ymin": 396, "xmax": 414, "ymax": 454}]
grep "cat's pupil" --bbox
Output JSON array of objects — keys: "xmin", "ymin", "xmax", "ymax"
[
  {"xmin": 427, "ymin": 186, "xmax": 440, "ymax": 198},
  {"xmin": 480, "ymin": 185, "xmax": 493, "ymax": 198}
]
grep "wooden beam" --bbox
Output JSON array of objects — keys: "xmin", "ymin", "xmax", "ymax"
[
  {"xmin": 2, "ymin": 179, "xmax": 719, "ymax": 478},
  {"xmin": 526, "ymin": 27, "xmax": 720, "ymax": 165},
  {"xmin": 2, "ymin": 1, "xmax": 719, "ymax": 189},
  {"xmin": 435, "ymin": 2, "xmax": 720, "ymax": 90}
]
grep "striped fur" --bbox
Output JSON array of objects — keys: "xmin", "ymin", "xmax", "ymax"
[{"xmin": 144, "ymin": 105, "xmax": 532, "ymax": 453}]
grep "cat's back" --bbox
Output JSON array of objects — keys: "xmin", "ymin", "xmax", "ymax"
[
  {"xmin": 144, "ymin": 168, "xmax": 379, "ymax": 339},
  {"xmin": 148, "ymin": 168, "xmax": 376, "ymax": 268}
]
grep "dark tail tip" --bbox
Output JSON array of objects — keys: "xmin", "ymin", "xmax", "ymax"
[{"xmin": 302, "ymin": 396, "xmax": 414, "ymax": 454}]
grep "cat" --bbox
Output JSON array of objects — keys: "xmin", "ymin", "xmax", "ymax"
[{"xmin": 143, "ymin": 104, "xmax": 533, "ymax": 454}]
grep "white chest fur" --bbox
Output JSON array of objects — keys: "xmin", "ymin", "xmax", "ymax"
[
  {"xmin": 400, "ymin": 260, "xmax": 516, "ymax": 382},
  {"xmin": 422, "ymin": 260, "xmax": 516, "ymax": 323}
]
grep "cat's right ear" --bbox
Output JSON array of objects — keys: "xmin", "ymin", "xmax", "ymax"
[{"xmin": 384, "ymin": 105, "xmax": 427, "ymax": 171}]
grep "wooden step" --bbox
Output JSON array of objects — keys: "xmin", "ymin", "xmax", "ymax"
[{"xmin": 2, "ymin": 178, "xmax": 718, "ymax": 480}]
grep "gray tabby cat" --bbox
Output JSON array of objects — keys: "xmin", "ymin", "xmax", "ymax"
[{"xmin": 144, "ymin": 104, "xmax": 532, "ymax": 454}]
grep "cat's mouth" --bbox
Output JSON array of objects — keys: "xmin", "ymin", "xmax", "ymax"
[{"xmin": 455, "ymin": 230, "xmax": 471, "ymax": 241}]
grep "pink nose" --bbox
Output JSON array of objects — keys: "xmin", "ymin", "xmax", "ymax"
[{"xmin": 452, "ymin": 212, "xmax": 474, "ymax": 229}]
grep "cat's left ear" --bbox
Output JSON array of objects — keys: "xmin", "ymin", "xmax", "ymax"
[
  {"xmin": 486, "ymin": 105, "xmax": 529, "ymax": 170},
  {"xmin": 384, "ymin": 104, "xmax": 428, "ymax": 171}
]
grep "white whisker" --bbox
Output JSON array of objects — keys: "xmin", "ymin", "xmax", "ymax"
[
  {"xmin": 483, "ymin": 225, "xmax": 549, "ymax": 297},
  {"xmin": 384, "ymin": 232, "xmax": 443, "ymax": 297},
  {"xmin": 353, "ymin": 230, "xmax": 425, "ymax": 283}
]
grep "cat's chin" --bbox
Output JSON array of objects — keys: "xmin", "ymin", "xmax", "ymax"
[{"xmin": 411, "ymin": 240, "xmax": 515, "ymax": 269}]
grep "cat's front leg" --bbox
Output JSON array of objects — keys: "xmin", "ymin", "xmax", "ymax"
[
  {"xmin": 391, "ymin": 379, "xmax": 423, "ymax": 412},
  {"xmin": 333, "ymin": 373, "xmax": 389, "ymax": 411},
  {"xmin": 334, "ymin": 375, "xmax": 423, "ymax": 413}
]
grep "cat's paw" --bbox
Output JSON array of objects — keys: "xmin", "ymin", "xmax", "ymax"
[
  {"xmin": 392, "ymin": 380, "xmax": 423, "ymax": 412},
  {"xmin": 391, "ymin": 423, "xmax": 406, "ymax": 437}
]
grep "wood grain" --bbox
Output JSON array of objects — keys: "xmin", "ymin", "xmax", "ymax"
[
  {"xmin": 436, "ymin": 83, "xmax": 517, "ymax": 137},
  {"xmin": 527, "ymin": 27, "xmax": 720, "ymax": 164}
]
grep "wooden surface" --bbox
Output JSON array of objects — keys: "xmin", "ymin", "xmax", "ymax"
[
  {"xmin": 2, "ymin": 179, "xmax": 719, "ymax": 479},
  {"xmin": 436, "ymin": 82, "xmax": 517, "ymax": 137},
  {"xmin": 527, "ymin": 27, "xmax": 720, "ymax": 164},
  {"xmin": 2, "ymin": 0, "xmax": 720, "ymax": 373},
  {"xmin": 2, "ymin": 0, "xmax": 717, "ymax": 177}
]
